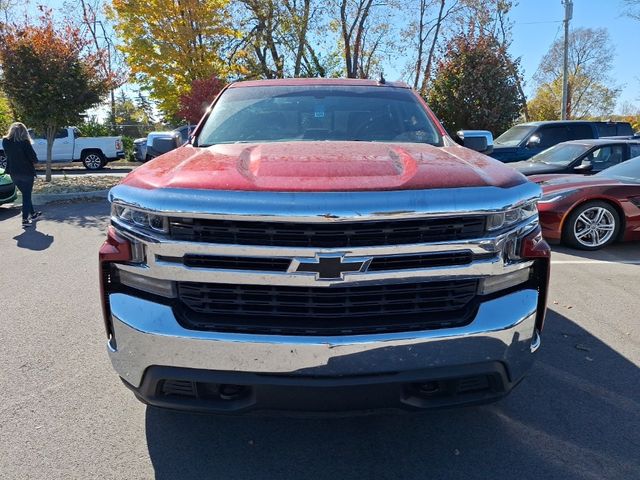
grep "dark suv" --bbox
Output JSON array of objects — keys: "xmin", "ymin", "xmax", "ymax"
[{"xmin": 490, "ymin": 121, "xmax": 634, "ymax": 163}]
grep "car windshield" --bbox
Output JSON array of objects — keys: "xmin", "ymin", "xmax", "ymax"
[
  {"xmin": 494, "ymin": 125, "xmax": 536, "ymax": 146},
  {"xmin": 196, "ymin": 85, "xmax": 442, "ymax": 146},
  {"xmin": 530, "ymin": 143, "xmax": 591, "ymax": 165},
  {"xmin": 597, "ymin": 156, "xmax": 640, "ymax": 183}
]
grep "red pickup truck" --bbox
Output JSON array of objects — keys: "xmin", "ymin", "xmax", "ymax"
[{"xmin": 100, "ymin": 78, "xmax": 550, "ymax": 413}]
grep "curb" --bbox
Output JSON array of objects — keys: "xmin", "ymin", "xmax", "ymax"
[{"xmin": 31, "ymin": 189, "xmax": 110, "ymax": 205}]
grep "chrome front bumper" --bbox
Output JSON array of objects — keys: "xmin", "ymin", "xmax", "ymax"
[{"xmin": 108, "ymin": 288, "xmax": 540, "ymax": 389}]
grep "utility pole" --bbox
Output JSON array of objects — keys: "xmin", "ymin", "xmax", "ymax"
[{"xmin": 561, "ymin": 0, "xmax": 573, "ymax": 120}]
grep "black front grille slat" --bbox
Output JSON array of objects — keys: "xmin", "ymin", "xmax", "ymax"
[
  {"xmin": 169, "ymin": 217, "xmax": 486, "ymax": 247},
  {"xmin": 175, "ymin": 280, "xmax": 479, "ymax": 335},
  {"xmin": 157, "ymin": 251, "xmax": 485, "ymax": 273}
]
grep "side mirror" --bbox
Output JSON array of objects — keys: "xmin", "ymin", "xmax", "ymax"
[
  {"xmin": 148, "ymin": 135, "xmax": 181, "ymax": 159},
  {"xmin": 526, "ymin": 135, "xmax": 540, "ymax": 148},
  {"xmin": 574, "ymin": 159, "xmax": 593, "ymax": 172},
  {"xmin": 457, "ymin": 130, "xmax": 494, "ymax": 154}
]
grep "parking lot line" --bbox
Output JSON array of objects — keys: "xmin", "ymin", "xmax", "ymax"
[{"xmin": 551, "ymin": 260, "xmax": 640, "ymax": 265}]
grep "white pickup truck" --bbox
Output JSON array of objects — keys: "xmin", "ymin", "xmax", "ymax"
[{"xmin": 0, "ymin": 127, "xmax": 125, "ymax": 170}]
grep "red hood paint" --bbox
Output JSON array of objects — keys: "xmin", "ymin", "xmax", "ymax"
[{"xmin": 122, "ymin": 141, "xmax": 526, "ymax": 192}]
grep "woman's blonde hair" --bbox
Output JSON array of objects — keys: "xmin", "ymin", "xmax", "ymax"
[{"xmin": 4, "ymin": 122, "xmax": 31, "ymax": 142}]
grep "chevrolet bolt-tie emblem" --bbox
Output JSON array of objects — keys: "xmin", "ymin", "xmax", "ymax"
[{"xmin": 289, "ymin": 254, "xmax": 372, "ymax": 280}]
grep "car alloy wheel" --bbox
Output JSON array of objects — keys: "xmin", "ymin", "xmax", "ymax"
[
  {"xmin": 83, "ymin": 153, "xmax": 104, "ymax": 170},
  {"xmin": 569, "ymin": 203, "xmax": 618, "ymax": 249}
]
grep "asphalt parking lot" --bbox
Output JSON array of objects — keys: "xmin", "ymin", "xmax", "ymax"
[{"xmin": 1, "ymin": 200, "xmax": 638, "ymax": 480}]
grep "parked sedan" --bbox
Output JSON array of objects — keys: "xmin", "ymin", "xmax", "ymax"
[
  {"xmin": 532, "ymin": 157, "xmax": 640, "ymax": 250},
  {"xmin": 0, "ymin": 168, "xmax": 17, "ymax": 205},
  {"xmin": 510, "ymin": 139, "xmax": 640, "ymax": 176}
]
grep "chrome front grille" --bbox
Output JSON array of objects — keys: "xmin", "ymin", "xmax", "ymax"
[{"xmin": 108, "ymin": 182, "xmax": 542, "ymax": 334}]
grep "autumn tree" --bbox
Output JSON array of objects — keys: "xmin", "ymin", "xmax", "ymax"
[
  {"xmin": 335, "ymin": 0, "xmax": 396, "ymax": 78},
  {"xmin": 232, "ymin": 0, "xmax": 334, "ymax": 78},
  {"xmin": 531, "ymin": 27, "xmax": 620, "ymax": 120},
  {"xmin": 109, "ymin": 0, "xmax": 237, "ymax": 119},
  {"xmin": 406, "ymin": 0, "xmax": 461, "ymax": 93},
  {"xmin": 76, "ymin": 0, "xmax": 126, "ymax": 125},
  {"xmin": 0, "ymin": 15, "xmax": 112, "ymax": 180},
  {"xmin": 177, "ymin": 76, "xmax": 226, "ymax": 124},
  {"xmin": 427, "ymin": 32, "xmax": 524, "ymax": 135}
]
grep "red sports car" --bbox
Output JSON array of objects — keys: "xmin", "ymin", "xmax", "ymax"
[{"xmin": 532, "ymin": 156, "xmax": 640, "ymax": 250}]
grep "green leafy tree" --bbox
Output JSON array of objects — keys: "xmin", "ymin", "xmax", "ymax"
[
  {"xmin": 0, "ymin": 89, "xmax": 12, "ymax": 133},
  {"xmin": 135, "ymin": 91, "xmax": 155, "ymax": 125},
  {"xmin": 0, "ymin": 15, "xmax": 112, "ymax": 180},
  {"xmin": 427, "ymin": 32, "xmax": 524, "ymax": 136}
]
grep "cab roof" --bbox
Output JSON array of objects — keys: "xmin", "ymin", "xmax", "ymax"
[{"xmin": 228, "ymin": 78, "xmax": 411, "ymax": 89}]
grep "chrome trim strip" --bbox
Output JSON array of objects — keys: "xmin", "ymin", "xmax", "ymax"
[
  {"xmin": 108, "ymin": 289, "xmax": 539, "ymax": 387},
  {"xmin": 115, "ymin": 258, "xmax": 533, "ymax": 287},
  {"xmin": 109, "ymin": 182, "xmax": 541, "ymax": 223}
]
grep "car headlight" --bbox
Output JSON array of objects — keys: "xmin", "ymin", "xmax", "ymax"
[
  {"xmin": 537, "ymin": 190, "xmax": 577, "ymax": 204},
  {"xmin": 487, "ymin": 201, "xmax": 538, "ymax": 231},
  {"xmin": 112, "ymin": 204, "xmax": 168, "ymax": 233}
]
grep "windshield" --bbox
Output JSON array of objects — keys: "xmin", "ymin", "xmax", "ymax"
[
  {"xmin": 495, "ymin": 125, "xmax": 536, "ymax": 146},
  {"xmin": 530, "ymin": 143, "xmax": 591, "ymax": 165},
  {"xmin": 597, "ymin": 156, "xmax": 640, "ymax": 183},
  {"xmin": 196, "ymin": 85, "xmax": 442, "ymax": 146}
]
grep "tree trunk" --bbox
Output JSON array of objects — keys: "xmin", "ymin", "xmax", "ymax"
[
  {"xmin": 413, "ymin": 0, "xmax": 427, "ymax": 89},
  {"xmin": 420, "ymin": 0, "xmax": 446, "ymax": 96},
  {"xmin": 45, "ymin": 126, "xmax": 55, "ymax": 183}
]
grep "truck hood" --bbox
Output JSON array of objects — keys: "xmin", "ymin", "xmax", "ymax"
[{"xmin": 121, "ymin": 141, "xmax": 526, "ymax": 192}]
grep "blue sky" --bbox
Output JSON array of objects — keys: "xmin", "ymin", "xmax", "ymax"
[
  {"xmin": 23, "ymin": 0, "xmax": 640, "ymax": 115},
  {"xmin": 509, "ymin": 0, "xmax": 639, "ymax": 110}
]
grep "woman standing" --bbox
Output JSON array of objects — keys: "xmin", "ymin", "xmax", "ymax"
[{"xmin": 2, "ymin": 122, "xmax": 41, "ymax": 227}]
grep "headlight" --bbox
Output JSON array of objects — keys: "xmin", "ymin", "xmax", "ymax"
[
  {"xmin": 112, "ymin": 204, "xmax": 168, "ymax": 233},
  {"xmin": 537, "ymin": 190, "xmax": 577, "ymax": 204},
  {"xmin": 487, "ymin": 201, "xmax": 538, "ymax": 231}
]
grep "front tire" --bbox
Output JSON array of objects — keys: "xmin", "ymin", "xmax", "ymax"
[
  {"xmin": 563, "ymin": 201, "xmax": 620, "ymax": 250},
  {"xmin": 82, "ymin": 151, "xmax": 106, "ymax": 170}
]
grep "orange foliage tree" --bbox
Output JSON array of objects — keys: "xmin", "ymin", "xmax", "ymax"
[{"xmin": 0, "ymin": 14, "xmax": 113, "ymax": 180}]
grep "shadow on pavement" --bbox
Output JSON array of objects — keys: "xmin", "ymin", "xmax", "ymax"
[
  {"xmin": 0, "ymin": 205, "xmax": 21, "ymax": 221},
  {"xmin": 36, "ymin": 199, "xmax": 110, "ymax": 230},
  {"xmin": 144, "ymin": 309, "xmax": 640, "ymax": 480},
  {"xmin": 551, "ymin": 242, "xmax": 640, "ymax": 263},
  {"xmin": 13, "ymin": 223, "xmax": 54, "ymax": 251}
]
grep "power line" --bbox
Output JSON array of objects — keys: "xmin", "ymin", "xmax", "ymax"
[{"xmin": 515, "ymin": 20, "xmax": 563, "ymax": 25}]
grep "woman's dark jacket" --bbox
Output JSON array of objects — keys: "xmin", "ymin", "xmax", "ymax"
[{"xmin": 2, "ymin": 138, "xmax": 38, "ymax": 180}]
